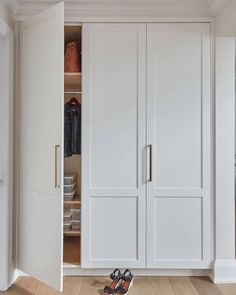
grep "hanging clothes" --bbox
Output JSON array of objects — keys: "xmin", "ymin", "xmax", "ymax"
[
  {"xmin": 64, "ymin": 100, "xmax": 81, "ymax": 157},
  {"xmin": 64, "ymin": 42, "xmax": 81, "ymax": 73}
]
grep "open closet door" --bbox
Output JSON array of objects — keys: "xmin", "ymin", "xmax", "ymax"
[{"xmin": 18, "ymin": 3, "xmax": 64, "ymax": 291}]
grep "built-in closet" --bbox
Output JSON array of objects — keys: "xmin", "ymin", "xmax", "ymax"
[
  {"xmin": 63, "ymin": 25, "xmax": 82, "ymax": 265},
  {"xmin": 82, "ymin": 22, "xmax": 211, "ymax": 269},
  {"xmin": 17, "ymin": 2, "xmax": 212, "ymax": 292}
]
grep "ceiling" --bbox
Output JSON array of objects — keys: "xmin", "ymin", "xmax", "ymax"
[{"xmin": 4, "ymin": 0, "xmax": 229, "ymax": 20}]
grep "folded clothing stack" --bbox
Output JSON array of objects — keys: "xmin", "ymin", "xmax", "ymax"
[
  {"xmin": 70, "ymin": 208, "xmax": 81, "ymax": 230},
  {"xmin": 63, "ymin": 208, "xmax": 81, "ymax": 232},
  {"xmin": 64, "ymin": 174, "xmax": 78, "ymax": 232},
  {"xmin": 63, "ymin": 211, "xmax": 72, "ymax": 232},
  {"xmin": 64, "ymin": 174, "xmax": 77, "ymax": 201}
]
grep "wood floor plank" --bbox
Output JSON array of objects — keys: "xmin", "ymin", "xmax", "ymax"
[
  {"xmin": 168, "ymin": 277, "xmax": 199, "ymax": 295},
  {"xmin": 2, "ymin": 277, "xmax": 40, "ymax": 295},
  {"xmin": 0, "ymin": 276, "xmax": 234, "ymax": 295},
  {"xmin": 62, "ymin": 277, "xmax": 82, "ymax": 295},
  {"xmin": 35, "ymin": 277, "xmax": 82, "ymax": 295},
  {"xmin": 147, "ymin": 277, "xmax": 175, "ymax": 295},
  {"xmin": 189, "ymin": 277, "xmax": 223, "ymax": 295},
  {"xmin": 217, "ymin": 283, "xmax": 236, "ymax": 295},
  {"xmin": 129, "ymin": 277, "xmax": 156, "ymax": 295},
  {"xmin": 78, "ymin": 277, "xmax": 109, "ymax": 295}
]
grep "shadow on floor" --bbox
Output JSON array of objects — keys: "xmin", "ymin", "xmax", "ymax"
[
  {"xmin": 91, "ymin": 279, "xmax": 107, "ymax": 295},
  {"xmin": 0, "ymin": 285, "xmax": 35, "ymax": 295}
]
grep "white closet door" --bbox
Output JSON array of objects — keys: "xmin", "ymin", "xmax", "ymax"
[
  {"xmin": 82, "ymin": 23, "xmax": 146, "ymax": 268},
  {"xmin": 18, "ymin": 3, "xmax": 64, "ymax": 291},
  {"xmin": 147, "ymin": 23, "xmax": 211, "ymax": 268}
]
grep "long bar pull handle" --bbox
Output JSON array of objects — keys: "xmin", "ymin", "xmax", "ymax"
[
  {"xmin": 146, "ymin": 144, "xmax": 152, "ymax": 183},
  {"xmin": 55, "ymin": 145, "xmax": 60, "ymax": 189}
]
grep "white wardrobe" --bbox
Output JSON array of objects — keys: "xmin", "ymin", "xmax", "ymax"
[{"xmin": 17, "ymin": 2, "xmax": 211, "ymax": 292}]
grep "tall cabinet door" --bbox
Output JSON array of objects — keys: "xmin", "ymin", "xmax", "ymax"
[
  {"xmin": 82, "ymin": 23, "xmax": 146, "ymax": 268},
  {"xmin": 147, "ymin": 23, "xmax": 211, "ymax": 268},
  {"xmin": 18, "ymin": 3, "xmax": 64, "ymax": 291}
]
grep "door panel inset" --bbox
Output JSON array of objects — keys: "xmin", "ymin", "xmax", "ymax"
[
  {"xmin": 90, "ymin": 197, "xmax": 138, "ymax": 261},
  {"xmin": 154, "ymin": 197, "xmax": 202, "ymax": 260},
  {"xmin": 152, "ymin": 26, "xmax": 203, "ymax": 189},
  {"xmin": 90, "ymin": 31, "xmax": 139, "ymax": 188}
]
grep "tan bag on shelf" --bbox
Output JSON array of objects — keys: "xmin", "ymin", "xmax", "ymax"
[{"xmin": 64, "ymin": 42, "xmax": 81, "ymax": 72}]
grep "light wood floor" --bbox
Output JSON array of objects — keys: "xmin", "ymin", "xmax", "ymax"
[{"xmin": 1, "ymin": 276, "xmax": 236, "ymax": 295}]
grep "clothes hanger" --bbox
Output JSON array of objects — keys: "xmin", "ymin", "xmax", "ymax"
[
  {"xmin": 69, "ymin": 96, "xmax": 80, "ymax": 105},
  {"xmin": 69, "ymin": 90, "xmax": 80, "ymax": 105}
]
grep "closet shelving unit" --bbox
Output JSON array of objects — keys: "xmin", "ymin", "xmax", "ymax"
[
  {"xmin": 64, "ymin": 72, "xmax": 82, "ymax": 91},
  {"xmin": 64, "ymin": 196, "xmax": 81, "ymax": 206},
  {"xmin": 63, "ymin": 25, "xmax": 82, "ymax": 265},
  {"xmin": 64, "ymin": 230, "xmax": 81, "ymax": 237}
]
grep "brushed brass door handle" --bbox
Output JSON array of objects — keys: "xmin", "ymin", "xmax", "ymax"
[
  {"xmin": 55, "ymin": 145, "xmax": 60, "ymax": 189},
  {"xmin": 146, "ymin": 144, "xmax": 152, "ymax": 183}
]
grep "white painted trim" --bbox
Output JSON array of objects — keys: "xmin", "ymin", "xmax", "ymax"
[
  {"xmin": 210, "ymin": 21, "xmax": 216, "ymax": 268},
  {"xmin": 64, "ymin": 17, "xmax": 214, "ymax": 23},
  {"xmin": 7, "ymin": 0, "xmax": 232, "ymax": 20},
  {"xmin": 0, "ymin": 17, "xmax": 14, "ymax": 292},
  {"xmin": 13, "ymin": 21, "xmax": 19, "ymax": 280},
  {"xmin": 15, "ymin": 269, "xmax": 29, "ymax": 278},
  {"xmin": 16, "ymin": 14, "xmax": 215, "ymax": 23},
  {"xmin": 13, "ymin": 1, "xmax": 214, "ymax": 21},
  {"xmin": 15, "ymin": 266, "xmax": 210, "ymax": 278},
  {"xmin": 63, "ymin": 265, "xmax": 210, "ymax": 277},
  {"xmin": 14, "ymin": 264, "xmax": 236, "ymax": 284},
  {"xmin": 210, "ymin": 260, "xmax": 236, "ymax": 283},
  {"xmin": 215, "ymin": 37, "xmax": 235, "ymax": 261}
]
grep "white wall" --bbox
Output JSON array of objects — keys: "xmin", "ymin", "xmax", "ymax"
[
  {"xmin": 216, "ymin": 0, "xmax": 236, "ymax": 36},
  {"xmin": 0, "ymin": 2, "xmax": 14, "ymax": 30},
  {"xmin": 211, "ymin": 0, "xmax": 236, "ymax": 283},
  {"xmin": 215, "ymin": 38, "xmax": 235, "ymax": 259}
]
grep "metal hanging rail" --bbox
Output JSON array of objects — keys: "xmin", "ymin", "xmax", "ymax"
[{"xmin": 64, "ymin": 91, "xmax": 82, "ymax": 94}]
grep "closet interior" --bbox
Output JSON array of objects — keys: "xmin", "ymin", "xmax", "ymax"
[{"xmin": 63, "ymin": 25, "xmax": 82, "ymax": 265}]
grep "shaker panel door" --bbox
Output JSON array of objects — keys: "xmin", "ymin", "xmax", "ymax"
[
  {"xmin": 82, "ymin": 23, "xmax": 146, "ymax": 268},
  {"xmin": 147, "ymin": 23, "xmax": 211, "ymax": 268},
  {"xmin": 18, "ymin": 3, "xmax": 64, "ymax": 290}
]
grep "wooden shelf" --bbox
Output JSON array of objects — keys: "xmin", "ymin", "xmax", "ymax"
[
  {"xmin": 63, "ymin": 235, "xmax": 80, "ymax": 264},
  {"xmin": 64, "ymin": 72, "xmax": 82, "ymax": 91},
  {"xmin": 64, "ymin": 230, "xmax": 80, "ymax": 237},
  {"xmin": 64, "ymin": 72, "xmax": 81, "ymax": 77},
  {"xmin": 64, "ymin": 196, "xmax": 81, "ymax": 206}
]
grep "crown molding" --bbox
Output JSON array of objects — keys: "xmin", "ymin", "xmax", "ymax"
[
  {"xmin": 13, "ymin": 1, "xmax": 214, "ymax": 21},
  {"xmin": 4, "ymin": 0, "xmax": 229, "ymax": 20}
]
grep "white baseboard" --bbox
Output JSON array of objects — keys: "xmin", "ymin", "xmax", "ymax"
[
  {"xmin": 209, "ymin": 259, "xmax": 236, "ymax": 283},
  {"xmin": 15, "ymin": 266, "xmax": 210, "ymax": 278},
  {"xmin": 63, "ymin": 265, "xmax": 210, "ymax": 277},
  {"xmin": 15, "ymin": 269, "xmax": 29, "ymax": 277},
  {"xmin": 0, "ymin": 269, "xmax": 28, "ymax": 291},
  {"xmin": 13, "ymin": 261, "xmax": 236, "ymax": 284}
]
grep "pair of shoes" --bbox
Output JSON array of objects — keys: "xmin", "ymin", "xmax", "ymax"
[{"xmin": 103, "ymin": 269, "xmax": 134, "ymax": 295}]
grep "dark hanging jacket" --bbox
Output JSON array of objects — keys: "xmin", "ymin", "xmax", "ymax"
[{"xmin": 64, "ymin": 102, "xmax": 81, "ymax": 157}]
